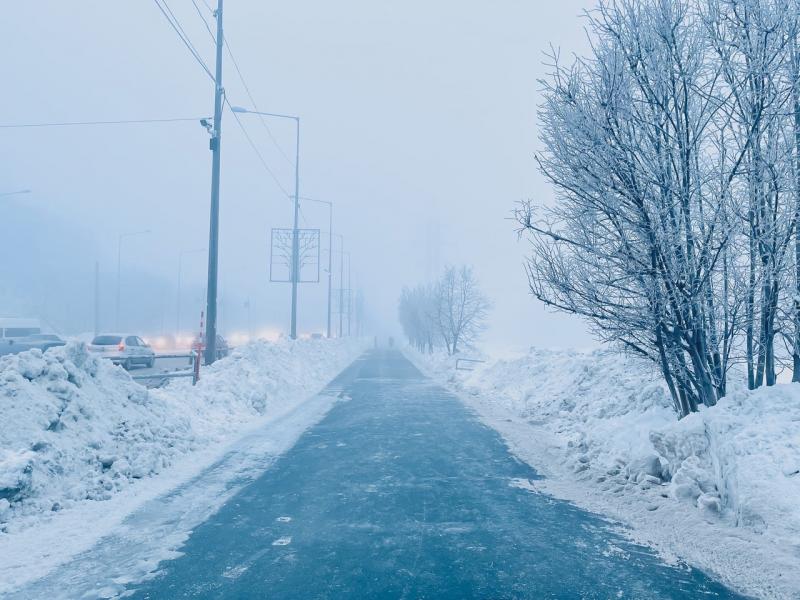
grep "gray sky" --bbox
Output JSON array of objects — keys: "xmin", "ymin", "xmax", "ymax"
[{"xmin": 1, "ymin": 0, "xmax": 595, "ymax": 351}]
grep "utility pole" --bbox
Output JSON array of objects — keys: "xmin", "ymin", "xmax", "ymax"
[
  {"xmin": 177, "ymin": 253, "xmax": 184, "ymax": 336},
  {"xmin": 346, "ymin": 253, "xmax": 352, "ymax": 336},
  {"xmin": 116, "ymin": 239, "xmax": 122, "ymax": 331},
  {"xmin": 204, "ymin": 0, "xmax": 225, "ymax": 365},
  {"xmin": 339, "ymin": 239, "xmax": 345, "ymax": 337},
  {"xmin": 246, "ymin": 297, "xmax": 252, "ymax": 339},
  {"xmin": 326, "ymin": 206, "xmax": 332, "ymax": 338},
  {"xmin": 290, "ymin": 121, "xmax": 301, "ymax": 340},
  {"xmin": 94, "ymin": 261, "xmax": 100, "ymax": 336}
]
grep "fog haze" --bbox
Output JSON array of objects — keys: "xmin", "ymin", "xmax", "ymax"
[{"xmin": 1, "ymin": 1, "xmax": 595, "ymax": 351}]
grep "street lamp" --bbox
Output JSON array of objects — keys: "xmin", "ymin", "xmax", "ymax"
[
  {"xmin": 230, "ymin": 106, "xmax": 302, "ymax": 340},
  {"xmin": 300, "ymin": 196, "xmax": 333, "ymax": 339},
  {"xmin": 0, "ymin": 189, "xmax": 31, "ymax": 198},
  {"xmin": 116, "ymin": 229, "xmax": 150, "ymax": 330},
  {"xmin": 344, "ymin": 251, "xmax": 352, "ymax": 336},
  {"xmin": 177, "ymin": 247, "xmax": 207, "ymax": 338},
  {"xmin": 332, "ymin": 235, "xmax": 346, "ymax": 338}
]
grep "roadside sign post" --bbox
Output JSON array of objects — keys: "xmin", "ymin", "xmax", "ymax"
[{"xmin": 193, "ymin": 310, "xmax": 205, "ymax": 384}]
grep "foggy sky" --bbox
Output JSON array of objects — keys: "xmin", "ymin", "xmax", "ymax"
[{"xmin": 0, "ymin": 1, "xmax": 596, "ymax": 351}]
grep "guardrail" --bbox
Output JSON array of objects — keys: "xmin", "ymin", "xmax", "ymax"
[
  {"xmin": 455, "ymin": 358, "xmax": 485, "ymax": 371},
  {"xmin": 130, "ymin": 351, "xmax": 200, "ymax": 387}
]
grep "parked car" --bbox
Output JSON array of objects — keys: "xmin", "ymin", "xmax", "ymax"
[
  {"xmin": 193, "ymin": 334, "xmax": 230, "ymax": 361},
  {"xmin": 88, "ymin": 334, "xmax": 155, "ymax": 370},
  {"xmin": 19, "ymin": 333, "xmax": 66, "ymax": 352},
  {"xmin": 0, "ymin": 318, "xmax": 66, "ymax": 356}
]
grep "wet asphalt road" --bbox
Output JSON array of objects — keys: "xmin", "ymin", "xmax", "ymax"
[{"xmin": 125, "ymin": 349, "xmax": 742, "ymax": 599}]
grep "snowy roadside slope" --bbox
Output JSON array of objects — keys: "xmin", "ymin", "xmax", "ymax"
[
  {"xmin": 409, "ymin": 347, "xmax": 800, "ymax": 600},
  {"xmin": 0, "ymin": 338, "xmax": 365, "ymax": 539}
]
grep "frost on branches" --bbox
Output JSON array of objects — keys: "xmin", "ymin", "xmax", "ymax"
[
  {"xmin": 522, "ymin": 0, "xmax": 800, "ymax": 417},
  {"xmin": 398, "ymin": 265, "xmax": 490, "ymax": 355}
]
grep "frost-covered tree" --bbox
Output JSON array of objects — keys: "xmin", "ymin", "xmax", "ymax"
[
  {"xmin": 705, "ymin": 0, "xmax": 796, "ymax": 388},
  {"xmin": 398, "ymin": 266, "xmax": 490, "ymax": 355},
  {"xmin": 785, "ymin": 1, "xmax": 800, "ymax": 380},
  {"xmin": 398, "ymin": 284, "xmax": 439, "ymax": 353},
  {"xmin": 522, "ymin": 0, "xmax": 744, "ymax": 416},
  {"xmin": 435, "ymin": 266, "xmax": 491, "ymax": 355},
  {"xmin": 523, "ymin": 0, "xmax": 800, "ymax": 417}
]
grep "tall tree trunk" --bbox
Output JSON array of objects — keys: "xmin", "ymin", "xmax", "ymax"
[
  {"xmin": 754, "ymin": 135, "xmax": 768, "ymax": 389},
  {"xmin": 747, "ymin": 210, "xmax": 757, "ymax": 390},
  {"xmin": 656, "ymin": 325, "xmax": 685, "ymax": 416},
  {"xmin": 766, "ymin": 280, "xmax": 779, "ymax": 386}
]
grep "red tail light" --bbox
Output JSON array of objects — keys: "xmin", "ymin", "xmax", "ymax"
[{"xmin": 118, "ymin": 342, "xmax": 125, "ymax": 351}]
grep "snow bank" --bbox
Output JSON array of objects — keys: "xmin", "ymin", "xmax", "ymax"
[
  {"xmin": 410, "ymin": 347, "xmax": 800, "ymax": 599},
  {"xmin": 652, "ymin": 385, "xmax": 800, "ymax": 539},
  {"xmin": 0, "ymin": 338, "xmax": 365, "ymax": 533}
]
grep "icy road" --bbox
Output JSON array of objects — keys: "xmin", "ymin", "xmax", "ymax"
[{"xmin": 21, "ymin": 350, "xmax": 743, "ymax": 598}]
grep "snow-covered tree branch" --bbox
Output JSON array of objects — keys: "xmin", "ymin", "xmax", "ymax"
[
  {"xmin": 398, "ymin": 266, "xmax": 491, "ymax": 355},
  {"xmin": 522, "ymin": 0, "xmax": 800, "ymax": 418}
]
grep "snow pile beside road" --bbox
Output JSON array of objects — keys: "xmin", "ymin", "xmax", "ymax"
[
  {"xmin": 652, "ymin": 385, "xmax": 800, "ymax": 539},
  {"xmin": 430, "ymin": 349, "xmax": 675, "ymax": 478},
  {"xmin": 411, "ymin": 347, "xmax": 800, "ymax": 598},
  {"xmin": 0, "ymin": 338, "xmax": 365, "ymax": 533},
  {"xmin": 0, "ymin": 344, "xmax": 182, "ymax": 526}
]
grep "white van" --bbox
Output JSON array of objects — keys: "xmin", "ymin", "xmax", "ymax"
[
  {"xmin": 0, "ymin": 318, "xmax": 44, "ymax": 357},
  {"xmin": 0, "ymin": 317, "xmax": 42, "ymax": 339}
]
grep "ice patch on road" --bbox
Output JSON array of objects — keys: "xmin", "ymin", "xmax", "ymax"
[
  {"xmin": 602, "ymin": 543, "xmax": 630, "ymax": 560},
  {"xmin": 272, "ymin": 536, "xmax": 292, "ymax": 546},
  {"xmin": 508, "ymin": 478, "xmax": 538, "ymax": 493},
  {"xmin": 222, "ymin": 564, "xmax": 249, "ymax": 579}
]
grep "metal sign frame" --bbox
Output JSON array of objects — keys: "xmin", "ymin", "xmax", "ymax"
[{"xmin": 270, "ymin": 228, "xmax": 321, "ymax": 283}]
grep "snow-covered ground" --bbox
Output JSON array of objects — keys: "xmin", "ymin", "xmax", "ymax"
[
  {"xmin": 409, "ymin": 347, "xmax": 800, "ymax": 600},
  {"xmin": 0, "ymin": 338, "xmax": 366, "ymax": 594}
]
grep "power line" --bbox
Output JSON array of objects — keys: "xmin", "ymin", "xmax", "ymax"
[
  {"xmin": 225, "ymin": 98, "xmax": 292, "ymax": 198},
  {"xmin": 224, "ymin": 38, "xmax": 294, "ymax": 167},
  {"xmin": 172, "ymin": 3, "xmax": 294, "ymax": 185},
  {"xmin": 190, "ymin": 0, "xmax": 216, "ymax": 43},
  {"xmin": 160, "ymin": 0, "xmax": 194, "ymax": 44},
  {"xmin": 152, "ymin": 0, "xmax": 215, "ymax": 81},
  {"xmin": 0, "ymin": 117, "xmax": 208, "ymax": 128},
  {"xmin": 158, "ymin": 0, "xmax": 214, "ymax": 78}
]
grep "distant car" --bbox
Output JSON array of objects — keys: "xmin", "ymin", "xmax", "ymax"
[
  {"xmin": 0, "ymin": 318, "xmax": 65, "ymax": 356},
  {"xmin": 193, "ymin": 334, "xmax": 230, "ymax": 361},
  {"xmin": 19, "ymin": 333, "xmax": 66, "ymax": 352},
  {"xmin": 311, "ymin": 333, "xmax": 324, "ymax": 340},
  {"xmin": 88, "ymin": 334, "xmax": 155, "ymax": 370}
]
